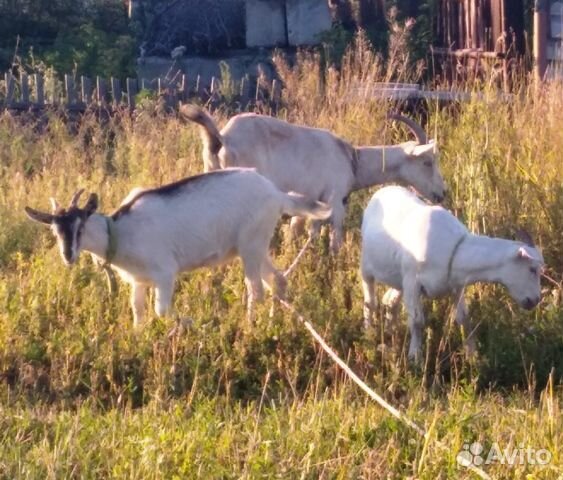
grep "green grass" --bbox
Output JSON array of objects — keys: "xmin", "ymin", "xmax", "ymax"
[{"xmin": 1, "ymin": 45, "xmax": 563, "ymax": 477}]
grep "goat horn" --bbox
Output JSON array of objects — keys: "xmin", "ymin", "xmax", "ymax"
[
  {"xmin": 386, "ymin": 112, "xmax": 428, "ymax": 145},
  {"xmin": 69, "ymin": 188, "xmax": 85, "ymax": 207},
  {"xmin": 515, "ymin": 228, "xmax": 535, "ymax": 247}
]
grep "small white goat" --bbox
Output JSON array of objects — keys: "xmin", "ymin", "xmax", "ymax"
[
  {"xmin": 180, "ymin": 105, "xmax": 446, "ymax": 252},
  {"xmin": 361, "ymin": 186, "xmax": 544, "ymax": 362},
  {"xmin": 25, "ymin": 168, "xmax": 332, "ymax": 327}
]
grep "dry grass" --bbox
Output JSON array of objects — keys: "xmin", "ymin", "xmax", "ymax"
[{"xmin": 0, "ymin": 32, "xmax": 562, "ymax": 478}]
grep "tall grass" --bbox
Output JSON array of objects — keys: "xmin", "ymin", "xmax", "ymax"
[{"xmin": 0, "ymin": 33, "xmax": 562, "ymax": 478}]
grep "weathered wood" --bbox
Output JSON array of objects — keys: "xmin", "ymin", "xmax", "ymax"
[
  {"xmin": 34, "ymin": 74, "xmax": 44, "ymax": 105},
  {"xmin": 157, "ymin": 77, "xmax": 166, "ymax": 96},
  {"xmin": 111, "ymin": 77, "xmax": 121, "ymax": 106},
  {"xmin": 181, "ymin": 74, "xmax": 189, "ymax": 101},
  {"xmin": 534, "ymin": 0, "xmax": 549, "ymax": 81},
  {"xmin": 96, "ymin": 76, "xmax": 107, "ymax": 104},
  {"xmin": 126, "ymin": 77, "xmax": 137, "ymax": 109},
  {"xmin": 140, "ymin": 78, "xmax": 152, "ymax": 91},
  {"xmin": 65, "ymin": 74, "xmax": 77, "ymax": 105},
  {"xmin": 210, "ymin": 76, "xmax": 219, "ymax": 95},
  {"xmin": 50, "ymin": 74, "xmax": 59, "ymax": 105},
  {"xmin": 20, "ymin": 74, "xmax": 30, "ymax": 105},
  {"xmin": 431, "ymin": 47, "xmax": 505, "ymax": 59},
  {"xmin": 5, "ymin": 72, "xmax": 15, "ymax": 105},
  {"xmin": 195, "ymin": 75, "xmax": 201, "ymax": 96},
  {"xmin": 81, "ymin": 76, "xmax": 93, "ymax": 104},
  {"xmin": 271, "ymin": 79, "xmax": 281, "ymax": 103},
  {"xmin": 240, "ymin": 76, "xmax": 249, "ymax": 103},
  {"xmin": 255, "ymin": 78, "xmax": 262, "ymax": 101}
]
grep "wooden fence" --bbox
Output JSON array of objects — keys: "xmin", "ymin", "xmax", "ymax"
[
  {"xmin": 0, "ymin": 71, "xmax": 282, "ymax": 112},
  {"xmin": 1, "ymin": 70, "xmax": 505, "ymax": 118}
]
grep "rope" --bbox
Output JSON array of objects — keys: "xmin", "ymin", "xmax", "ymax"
[
  {"xmin": 101, "ymin": 215, "xmax": 119, "ymax": 296},
  {"xmin": 276, "ymin": 297, "xmax": 491, "ymax": 480},
  {"xmin": 283, "ymin": 236, "xmax": 313, "ymax": 278}
]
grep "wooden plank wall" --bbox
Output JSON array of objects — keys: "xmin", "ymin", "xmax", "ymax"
[{"xmin": 435, "ymin": 0, "xmax": 524, "ymax": 54}]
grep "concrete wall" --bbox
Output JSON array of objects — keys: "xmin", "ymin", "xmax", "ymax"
[
  {"xmin": 137, "ymin": 52, "xmax": 276, "ymax": 88},
  {"xmin": 245, "ymin": 0, "xmax": 332, "ymax": 47},
  {"xmin": 286, "ymin": 0, "xmax": 332, "ymax": 45},
  {"xmin": 246, "ymin": 0, "xmax": 287, "ymax": 47}
]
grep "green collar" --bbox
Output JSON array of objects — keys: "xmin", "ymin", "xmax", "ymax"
[
  {"xmin": 104, "ymin": 215, "xmax": 118, "ymax": 265},
  {"xmin": 101, "ymin": 215, "xmax": 119, "ymax": 296},
  {"xmin": 446, "ymin": 234, "xmax": 467, "ymax": 283}
]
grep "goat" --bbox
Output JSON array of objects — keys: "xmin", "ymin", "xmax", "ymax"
[
  {"xmin": 25, "ymin": 168, "xmax": 332, "ymax": 327},
  {"xmin": 180, "ymin": 105, "xmax": 446, "ymax": 252},
  {"xmin": 360, "ymin": 186, "xmax": 544, "ymax": 362}
]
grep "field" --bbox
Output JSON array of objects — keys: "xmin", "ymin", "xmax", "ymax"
[{"xmin": 1, "ymin": 43, "xmax": 563, "ymax": 478}]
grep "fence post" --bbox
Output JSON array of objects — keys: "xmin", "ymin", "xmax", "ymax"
[
  {"xmin": 65, "ymin": 74, "xmax": 77, "ymax": 106},
  {"xmin": 126, "ymin": 77, "xmax": 137, "ymax": 110},
  {"xmin": 96, "ymin": 76, "xmax": 107, "ymax": 106},
  {"xmin": 181, "ymin": 74, "xmax": 189, "ymax": 102},
  {"xmin": 210, "ymin": 77, "xmax": 219, "ymax": 95},
  {"xmin": 271, "ymin": 79, "xmax": 281, "ymax": 104},
  {"xmin": 21, "ymin": 73, "xmax": 30, "ymax": 106},
  {"xmin": 81, "ymin": 76, "xmax": 93, "ymax": 105},
  {"xmin": 533, "ymin": 0, "xmax": 548, "ymax": 81},
  {"xmin": 5, "ymin": 72, "xmax": 15, "ymax": 107},
  {"xmin": 50, "ymin": 74, "xmax": 59, "ymax": 106},
  {"xmin": 240, "ymin": 76, "xmax": 249, "ymax": 106},
  {"xmin": 195, "ymin": 75, "xmax": 201, "ymax": 97},
  {"xmin": 111, "ymin": 77, "xmax": 122, "ymax": 107},
  {"xmin": 141, "ymin": 78, "xmax": 151, "ymax": 92},
  {"xmin": 35, "ymin": 74, "xmax": 44, "ymax": 106}
]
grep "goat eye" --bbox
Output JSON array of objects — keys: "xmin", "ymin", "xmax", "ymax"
[
  {"xmin": 424, "ymin": 160, "xmax": 432, "ymax": 168},
  {"xmin": 529, "ymin": 267, "xmax": 537, "ymax": 275}
]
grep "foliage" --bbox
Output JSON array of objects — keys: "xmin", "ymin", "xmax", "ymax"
[{"xmin": 0, "ymin": 0, "xmax": 135, "ymax": 78}]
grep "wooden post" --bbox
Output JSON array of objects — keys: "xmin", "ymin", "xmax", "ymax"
[
  {"xmin": 195, "ymin": 75, "xmax": 201, "ymax": 97},
  {"xmin": 240, "ymin": 76, "xmax": 249, "ymax": 105},
  {"xmin": 210, "ymin": 76, "xmax": 219, "ymax": 95},
  {"xmin": 126, "ymin": 77, "xmax": 137, "ymax": 109},
  {"xmin": 111, "ymin": 78, "xmax": 122, "ymax": 106},
  {"xmin": 50, "ymin": 74, "xmax": 59, "ymax": 106},
  {"xmin": 20, "ymin": 73, "xmax": 30, "ymax": 106},
  {"xmin": 181, "ymin": 74, "xmax": 189, "ymax": 102},
  {"xmin": 5, "ymin": 72, "xmax": 15, "ymax": 106},
  {"xmin": 34, "ymin": 74, "xmax": 44, "ymax": 106},
  {"xmin": 157, "ymin": 77, "xmax": 166, "ymax": 96},
  {"xmin": 533, "ymin": 0, "xmax": 548, "ymax": 81},
  {"xmin": 96, "ymin": 76, "xmax": 107, "ymax": 105},
  {"xmin": 65, "ymin": 74, "xmax": 77, "ymax": 105},
  {"xmin": 271, "ymin": 79, "xmax": 281, "ymax": 104},
  {"xmin": 81, "ymin": 76, "xmax": 93, "ymax": 105}
]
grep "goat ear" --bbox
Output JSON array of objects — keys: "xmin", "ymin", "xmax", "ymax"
[
  {"xmin": 24, "ymin": 207, "xmax": 54, "ymax": 225},
  {"xmin": 83, "ymin": 193, "xmax": 98, "ymax": 216},
  {"xmin": 403, "ymin": 143, "xmax": 416, "ymax": 156},
  {"xmin": 408, "ymin": 143, "xmax": 434, "ymax": 158},
  {"xmin": 515, "ymin": 228, "xmax": 535, "ymax": 247},
  {"xmin": 516, "ymin": 246, "xmax": 533, "ymax": 261}
]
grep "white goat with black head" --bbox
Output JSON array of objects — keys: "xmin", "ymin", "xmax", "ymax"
[
  {"xmin": 25, "ymin": 169, "xmax": 332, "ymax": 327},
  {"xmin": 361, "ymin": 186, "xmax": 544, "ymax": 362},
  {"xmin": 180, "ymin": 105, "xmax": 446, "ymax": 252}
]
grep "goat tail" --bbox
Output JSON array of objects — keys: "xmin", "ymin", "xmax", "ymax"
[
  {"xmin": 282, "ymin": 192, "xmax": 332, "ymax": 220},
  {"xmin": 179, "ymin": 104, "xmax": 223, "ymax": 171}
]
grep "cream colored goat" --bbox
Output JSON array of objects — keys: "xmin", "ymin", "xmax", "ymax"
[{"xmin": 181, "ymin": 105, "xmax": 446, "ymax": 252}]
